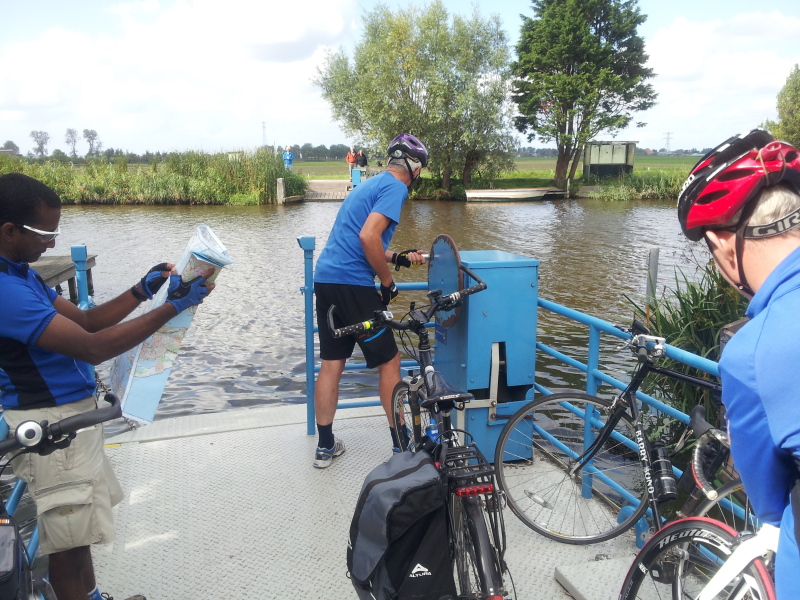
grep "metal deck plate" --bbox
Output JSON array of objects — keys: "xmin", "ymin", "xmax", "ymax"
[{"xmin": 94, "ymin": 404, "xmax": 638, "ymax": 599}]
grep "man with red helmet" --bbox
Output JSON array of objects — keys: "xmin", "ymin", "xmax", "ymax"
[
  {"xmin": 311, "ymin": 134, "xmax": 428, "ymax": 468},
  {"xmin": 678, "ymin": 129, "xmax": 800, "ymax": 596}
]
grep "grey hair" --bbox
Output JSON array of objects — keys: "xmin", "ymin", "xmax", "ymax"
[
  {"xmin": 387, "ymin": 156, "xmax": 422, "ymax": 171},
  {"xmin": 749, "ymin": 184, "xmax": 800, "ymax": 226}
]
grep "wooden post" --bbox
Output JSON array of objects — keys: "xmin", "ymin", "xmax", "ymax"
[{"xmin": 276, "ymin": 178, "xmax": 285, "ymax": 205}]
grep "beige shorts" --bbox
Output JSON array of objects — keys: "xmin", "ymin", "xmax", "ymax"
[{"xmin": 3, "ymin": 396, "xmax": 124, "ymax": 555}]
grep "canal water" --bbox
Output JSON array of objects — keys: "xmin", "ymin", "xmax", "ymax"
[{"xmin": 52, "ymin": 198, "xmax": 705, "ymax": 432}]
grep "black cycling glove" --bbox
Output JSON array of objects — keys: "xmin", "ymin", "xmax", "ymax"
[
  {"xmin": 380, "ymin": 281, "xmax": 399, "ymax": 306},
  {"xmin": 138, "ymin": 262, "xmax": 171, "ymax": 300},
  {"xmin": 391, "ymin": 249, "xmax": 417, "ymax": 271}
]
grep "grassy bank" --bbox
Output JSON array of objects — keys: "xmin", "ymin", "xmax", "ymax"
[{"xmin": 0, "ymin": 151, "xmax": 307, "ymax": 205}]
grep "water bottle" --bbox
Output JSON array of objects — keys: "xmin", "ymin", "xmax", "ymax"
[
  {"xmin": 650, "ymin": 440, "xmax": 678, "ymax": 502},
  {"xmin": 425, "ymin": 422, "xmax": 439, "ymax": 442}
]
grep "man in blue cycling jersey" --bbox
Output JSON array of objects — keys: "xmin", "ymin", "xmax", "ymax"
[
  {"xmin": 312, "ymin": 134, "xmax": 428, "ymax": 468},
  {"xmin": 678, "ymin": 129, "xmax": 800, "ymax": 597},
  {"xmin": 0, "ymin": 173, "xmax": 214, "ymax": 600}
]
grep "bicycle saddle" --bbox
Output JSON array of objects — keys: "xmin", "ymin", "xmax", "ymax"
[{"xmin": 420, "ymin": 370, "xmax": 473, "ymax": 408}]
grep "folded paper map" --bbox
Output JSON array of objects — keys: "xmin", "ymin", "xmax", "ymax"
[{"xmin": 111, "ymin": 224, "xmax": 232, "ymax": 424}]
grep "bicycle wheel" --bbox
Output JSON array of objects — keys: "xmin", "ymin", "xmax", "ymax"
[
  {"xmin": 390, "ymin": 381, "xmax": 432, "ymax": 451},
  {"xmin": 696, "ymin": 479, "xmax": 761, "ymax": 535},
  {"xmin": 619, "ymin": 517, "xmax": 774, "ymax": 599},
  {"xmin": 494, "ymin": 392, "xmax": 649, "ymax": 544},
  {"xmin": 450, "ymin": 494, "xmax": 506, "ymax": 599}
]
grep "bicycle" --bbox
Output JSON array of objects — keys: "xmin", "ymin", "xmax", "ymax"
[
  {"xmin": 0, "ymin": 393, "xmax": 122, "ymax": 600},
  {"xmin": 493, "ymin": 319, "xmax": 753, "ymax": 544},
  {"xmin": 328, "ymin": 263, "xmax": 513, "ymax": 600},
  {"xmin": 617, "ymin": 447, "xmax": 775, "ymax": 600}
]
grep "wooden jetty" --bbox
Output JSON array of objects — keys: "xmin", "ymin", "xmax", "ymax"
[{"xmin": 34, "ymin": 254, "xmax": 97, "ymax": 303}]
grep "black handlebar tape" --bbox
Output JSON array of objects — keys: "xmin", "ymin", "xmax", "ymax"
[
  {"xmin": 332, "ymin": 321, "xmax": 371, "ymax": 339},
  {"xmin": 691, "ymin": 436, "xmax": 720, "ymax": 500},
  {"xmin": 631, "ymin": 319, "xmax": 651, "ymax": 335},
  {"xmin": 0, "ymin": 394, "xmax": 121, "ymax": 456},
  {"xmin": 689, "ymin": 404, "xmax": 714, "ymax": 439},
  {"xmin": 637, "ymin": 346, "xmax": 649, "ymax": 362}
]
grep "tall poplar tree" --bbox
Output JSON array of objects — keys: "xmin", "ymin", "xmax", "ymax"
[
  {"xmin": 513, "ymin": 0, "xmax": 656, "ymax": 190},
  {"xmin": 316, "ymin": 1, "xmax": 515, "ymax": 190}
]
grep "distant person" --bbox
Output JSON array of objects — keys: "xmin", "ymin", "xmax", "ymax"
[
  {"xmin": 282, "ymin": 146, "xmax": 294, "ymax": 171},
  {"xmin": 0, "ymin": 173, "xmax": 214, "ymax": 600},
  {"xmin": 346, "ymin": 146, "xmax": 357, "ymax": 172},
  {"xmin": 356, "ymin": 149, "xmax": 368, "ymax": 168},
  {"xmin": 677, "ymin": 129, "xmax": 800, "ymax": 597},
  {"xmin": 312, "ymin": 134, "xmax": 429, "ymax": 468}
]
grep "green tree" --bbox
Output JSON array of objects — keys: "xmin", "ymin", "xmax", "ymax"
[
  {"xmin": 29, "ymin": 130, "xmax": 50, "ymax": 157},
  {"xmin": 65, "ymin": 128, "xmax": 80, "ymax": 158},
  {"xmin": 50, "ymin": 149, "xmax": 70, "ymax": 163},
  {"xmin": 766, "ymin": 64, "xmax": 800, "ymax": 147},
  {"xmin": 82, "ymin": 129, "xmax": 100, "ymax": 157},
  {"xmin": 2, "ymin": 141, "xmax": 19, "ymax": 154},
  {"xmin": 316, "ymin": 1, "xmax": 516, "ymax": 190},
  {"xmin": 513, "ymin": 0, "xmax": 657, "ymax": 190}
]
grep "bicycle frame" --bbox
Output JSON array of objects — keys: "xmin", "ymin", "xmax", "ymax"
[{"xmin": 571, "ymin": 353, "xmax": 722, "ymax": 532}]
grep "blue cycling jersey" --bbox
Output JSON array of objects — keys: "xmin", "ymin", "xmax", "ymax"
[
  {"xmin": 719, "ymin": 244, "xmax": 800, "ymax": 597},
  {"xmin": 314, "ymin": 171, "xmax": 408, "ymax": 286},
  {"xmin": 0, "ymin": 256, "xmax": 95, "ymax": 409}
]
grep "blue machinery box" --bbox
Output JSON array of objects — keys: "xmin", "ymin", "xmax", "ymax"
[{"xmin": 430, "ymin": 250, "xmax": 539, "ymax": 461}]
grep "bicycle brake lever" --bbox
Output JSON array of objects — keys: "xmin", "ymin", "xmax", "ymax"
[{"xmin": 39, "ymin": 432, "xmax": 76, "ymax": 456}]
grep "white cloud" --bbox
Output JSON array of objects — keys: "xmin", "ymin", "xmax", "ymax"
[
  {"xmin": 0, "ymin": 0, "xmax": 358, "ymax": 154},
  {"xmin": 614, "ymin": 11, "xmax": 800, "ymax": 150}
]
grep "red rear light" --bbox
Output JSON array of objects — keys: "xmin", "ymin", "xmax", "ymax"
[
  {"xmin": 455, "ymin": 483, "xmax": 494, "ymax": 497},
  {"xmin": 487, "ymin": 596, "xmax": 503, "ymax": 600}
]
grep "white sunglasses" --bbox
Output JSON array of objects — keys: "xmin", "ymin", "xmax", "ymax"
[{"xmin": 19, "ymin": 223, "xmax": 61, "ymax": 243}]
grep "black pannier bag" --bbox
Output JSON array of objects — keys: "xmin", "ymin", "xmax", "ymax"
[
  {"xmin": 0, "ymin": 515, "xmax": 28, "ymax": 600},
  {"xmin": 347, "ymin": 450, "xmax": 457, "ymax": 600}
]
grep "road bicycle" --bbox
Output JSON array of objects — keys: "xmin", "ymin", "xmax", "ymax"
[
  {"xmin": 493, "ymin": 319, "xmax": 753, "ymax": 545},
  {"xmin": 328, "ymin": 263, "xmax": 513, "ymax": 600},
  {"xmin": 0, "ymin": 393, "xmax": 122, "ymax": 600},
  {"xmin": 617, "ymin": 442, "xmax": 774, "ymax": 600}
]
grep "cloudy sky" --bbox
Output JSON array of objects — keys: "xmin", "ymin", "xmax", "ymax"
[{"xmin": 1, "ymin": 0, "xmax": 799, "ymax": 156}]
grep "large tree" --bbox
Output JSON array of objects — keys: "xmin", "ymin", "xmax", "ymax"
[
  {"xmin": 513, "ymin": 0, "xmax": 656, "ymax": 190},
  {"xmin": 82, "ymin": 128, "xmax": 101, "ymax": 157},
  {"xmin": 65, "ymin": 128, "xmax": 79, "ymax": 158},
  {"xmin": 316, "ymin": 1, "xmax": 516, "ymax": 190},
  {"xmin": 765, "ymin": 64, "xmax": 800, "ymax": 147},
  {"xmin": 29, "ymin": 131, "xmax": 50, "ymax": 158},
  {"xmin": 1, "ymin": 141, "xmax": 19, "ymax": 154}
]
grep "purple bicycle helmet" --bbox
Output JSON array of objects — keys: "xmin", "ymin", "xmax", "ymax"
[{"xmin": 387, "ymin": 134, "xmax": 428, "ymax": 168}]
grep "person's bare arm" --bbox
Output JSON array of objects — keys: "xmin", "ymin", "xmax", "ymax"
[
  {"xmin": 36, "ymin": 304, "xmax": 179, "ymax": 365},
  {"xmin": 53, "ymin": 288, "xmax": 144, "ymax": 333},
  {"xmin": 360, "ymin": 212, "xmax": 394, "ymax": 287}
]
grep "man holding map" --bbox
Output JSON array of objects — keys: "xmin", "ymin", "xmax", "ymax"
[{"xmin": 0, "ymin": 173, "xmax": 214, "ymax": 600}]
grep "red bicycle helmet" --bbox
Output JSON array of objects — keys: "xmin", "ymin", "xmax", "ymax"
[{"xmin": 678, "ymin": 129, "xmax": 800, "ymax": 241}]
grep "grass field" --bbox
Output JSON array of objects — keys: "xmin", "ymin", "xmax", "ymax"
[{"xmin": 291, "ymin": 155, "xmax": 698, "ymax": 180}]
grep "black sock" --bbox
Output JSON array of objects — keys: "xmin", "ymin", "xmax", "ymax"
[{"xmin": 318, "ymin": 423, "xmax": 334, "ymax": 450}]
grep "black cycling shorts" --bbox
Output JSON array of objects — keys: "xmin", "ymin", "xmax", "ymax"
[{"xmin": 315, "ymin": 282, "xmax": 398, "ymax": 369}]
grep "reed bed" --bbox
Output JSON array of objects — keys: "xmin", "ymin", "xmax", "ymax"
[
  {"xmin": 627, "ymin": 258, "xmax": 748, "ymax": 430},
  {"xmin": 0, "ymin": 150, "xmax": 306, "ymax": 205},
  {"xmin": 587, "ymin": 170, "xmax": 687, "ymax": 201}
]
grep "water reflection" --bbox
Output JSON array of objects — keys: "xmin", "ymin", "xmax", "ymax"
[{"xmin": 52, "ymin": 199, "xmax": 705, "ymax": 431}]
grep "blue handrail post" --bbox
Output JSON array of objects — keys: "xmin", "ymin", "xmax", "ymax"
[
  {"xmin": 582, "ymin": 324, "xmax": 601, "ymax": 498},
  {"xmin": 297, "ymin": 236, "xmax": 317, "ymax": 435},
  {"xmin": 70, "ymin": 245, "xmax": 91, "ymax": 310}
]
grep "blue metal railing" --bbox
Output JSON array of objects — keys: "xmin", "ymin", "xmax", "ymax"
[{"xmin": 1, "ymin": 245, "xmax": 93, "ymax": 565}]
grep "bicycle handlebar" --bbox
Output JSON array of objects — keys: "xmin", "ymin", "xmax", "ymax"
[
  {"xmin": 689, "ymin": 404, "xmax": 730, "ymax": 500},
  {"xmin": 328, "ymin": 265, "xmax": 487, "ymax": 339},
  {"xmin": 0, "ymin": 393, "xmax": 122, "ymax": 456}
]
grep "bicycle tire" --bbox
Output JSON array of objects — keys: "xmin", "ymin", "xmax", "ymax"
[
  {"xmin": 618, "ymin": 516, "xmax": 774, "ymax": 600},
  {"xmin": 494, "ymin": 392, "xmax": 649, "ymax": 544},
  {"xmin": 451, "ymin": 494, "xmax": 506, "ymax": 599},
  {"xmin": 695, "ymin": 479, "xmax": 761, "ymax": 535},
  {"xmin": 390, "ymin": 380, "xmax": 432, "ymax": 451}
]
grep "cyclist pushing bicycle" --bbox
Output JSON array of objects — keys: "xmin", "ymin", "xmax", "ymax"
[
  {"xmin": 311, "ymin": 133, "xmax": 429, "ymax": 468},
  {"xmin": 0, "ymin": 173, "xmax": 214, "ymax": 600},
  {"xmin": 676, "ymin": 129, "xmax": 800, "ymax": 597}
]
